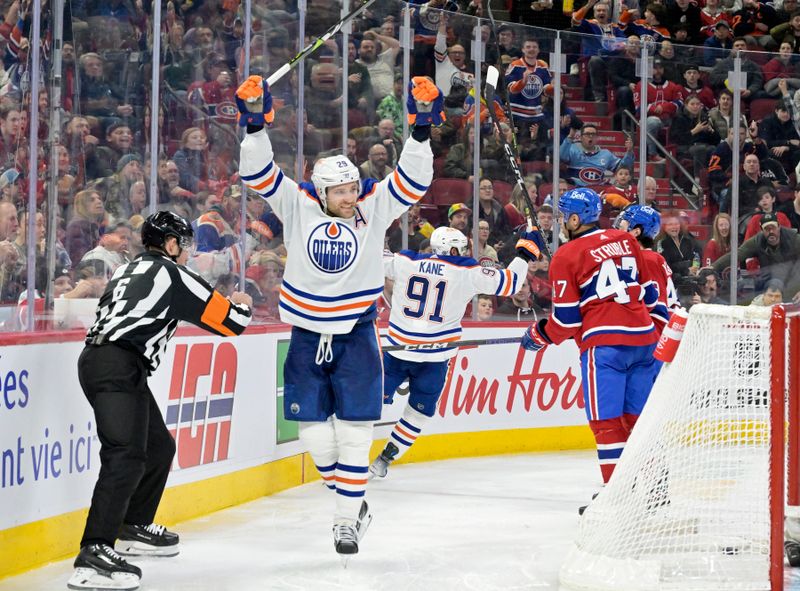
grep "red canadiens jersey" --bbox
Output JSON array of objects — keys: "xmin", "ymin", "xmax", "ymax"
[
  {"xmin": 640, "ymin": 248, "xmax": 679, "ymax": 334},
  {"xmin": 546, "ymin": 228, "xmax": 667, "ymax": 352}
]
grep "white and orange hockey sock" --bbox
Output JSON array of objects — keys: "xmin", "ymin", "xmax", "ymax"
[
  {"xmin": 333, "ymin": 419, "xmax": 373, "ymax": 522},
  {"xmin": 387, "ymin": 405, "xmax": 430, "ymax": 461},
  {"xmin": 589, "ymin": 417, "xmax": 629, "ymax": 484},
  {"xmin": 298, "ymin": 419, "xmax": 338, "ymax": 492}
]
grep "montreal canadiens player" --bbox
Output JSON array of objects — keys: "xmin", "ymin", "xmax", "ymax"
[
  {"xmin": 615, "ymin": 204, "xmax": 682, "ymax": 332},
  {"xmin": 369, "ymin": 226, "xmax": 545, "ymax": 478},
  {"xmin": 237, "ymin": 74, "xmax": 439, "ymax": 559},
  {"xmin": 519, "ymin": 188, "xmax": 669, "ymax": 506}
]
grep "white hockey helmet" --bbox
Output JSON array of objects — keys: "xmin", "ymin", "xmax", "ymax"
[
  {"xmin": 430, "ymin": 226, "xmax": 469, "ymax": 256},
  {"xmin": 311, "ymin": 155, "xmax": 361, "ymax": 212}
]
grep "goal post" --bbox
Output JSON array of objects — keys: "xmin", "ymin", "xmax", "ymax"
[{"xmin": 559, "ymin": 303, "xmax": 800, "ymax": 591}]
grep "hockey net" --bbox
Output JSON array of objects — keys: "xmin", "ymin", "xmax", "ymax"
[{"xmin": 559, "ymin": 303, "xmax": 800, "ymax": 591}]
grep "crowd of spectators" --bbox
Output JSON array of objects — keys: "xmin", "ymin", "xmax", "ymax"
[{"xmin": 1, "ymin": 0, "xmax": 799, "ymax": 331}]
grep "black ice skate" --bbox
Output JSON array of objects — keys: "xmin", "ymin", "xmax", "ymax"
[
  {"xmin": 368, "ymin": 442, "xmax": 399, "ymax": 479},
  {"xmin": 334, "ymin": 522, "xmax": 359, "ymax": 566},
  {"xmin": 67, "ymin": 543, "xmax": 141, "ymax": 591},
  {"xmin": 116, "ymin": 523, "xmax": 180, "ymax": 557}
]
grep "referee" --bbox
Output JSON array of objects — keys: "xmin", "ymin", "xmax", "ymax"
[{"xmin": 68, "ymin": 211, "xmax": 253, "ymax": 591}]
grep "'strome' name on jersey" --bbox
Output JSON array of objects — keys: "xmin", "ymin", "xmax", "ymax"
[
  {"xmin": 306, "ymin": 221, "xmax": 359, "ymax": 273},
  {"xmin": 589, "ymin": 239, "xmax": 633, "ymax": 262}
]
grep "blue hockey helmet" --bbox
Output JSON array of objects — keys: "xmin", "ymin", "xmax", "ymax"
[
  {"xmin": 618, "ymin": 204, "xmax": 661, "ymax": 239},
  {"xmin": 558, "ymin": 188, "xmax": 602, "ymax": 225}
]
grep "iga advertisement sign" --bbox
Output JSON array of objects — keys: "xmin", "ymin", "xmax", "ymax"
[{"xmin": 0, "ymin": 333, "xmax": 278, "ymax": 530}]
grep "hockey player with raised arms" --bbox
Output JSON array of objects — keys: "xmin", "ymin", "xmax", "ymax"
[
  {"xmin": 236, "ymin": 74, "xmax": 439, "ymax": 559},
  {"xmin": 369, "ymin": 225, "xmax": 545, "ymax": 478},
  {"xmin": 615, "ymin": 204, "xmax": 682, "ymax": 334},
  {"xmin": 519, "ymin": 188, "xmax": 669, "ymax": 503}
]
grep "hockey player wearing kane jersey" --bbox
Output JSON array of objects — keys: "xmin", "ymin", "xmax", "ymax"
[
  {"xmin": 236, "ymin": 74, "xmax": 438, "ymax": 558},
  {"xmin": 68, "ymin": 211, "xmax": 252, "ymax": 591},
  {"xmin": 616, "ymin": 205, "xmax": 682, "ymax": 333},
  {"xmin": 369, "ymin": 226, "xmax": 544, "ymax": 478},
  {"xmin": 520, "ymin": 189, "xmax": 668, "ymax": 493}
]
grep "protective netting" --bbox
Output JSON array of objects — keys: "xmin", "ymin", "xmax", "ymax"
[{"xmin": 560, "ymin": 304, "xmax": 778, "ymax": 591}]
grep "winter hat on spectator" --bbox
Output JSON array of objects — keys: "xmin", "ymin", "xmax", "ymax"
[
  {"xmin": 104, "ymin": 118, "xmax": 127, "ymax": 137},
  {"xmin": 448, "ymin": 203, "xmax": 472, "ymax": 219},
  {"xmin": 760, "ymin": 212, "xmax": 780, "ymax": 228},
  {"xmin": 715, "ymin": 21, "xmax": 731, "ymax": 30},
  {"xmin": 0, "ymin": 168, "xmax": 20, "ymax": 189},
  {"xmin": 116, "ymin": 154, "xmax": 142, "ymax": 173}
]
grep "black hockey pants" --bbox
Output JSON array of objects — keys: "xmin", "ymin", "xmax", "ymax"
[{"xmin": 78, "ymin": 344, "xmax": 175, "ymax": 547}]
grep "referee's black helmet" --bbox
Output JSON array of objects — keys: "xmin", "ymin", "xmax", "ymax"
[{"xmin": 142, "ymin": 211, "xmax": 194, "ymax": 250}]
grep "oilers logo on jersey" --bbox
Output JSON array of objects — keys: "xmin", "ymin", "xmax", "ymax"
[
  {"xmin": 522, "ymin": 73, "xmax": 545, "ymax": 99},
  {"xmin": 307, "ymin": 221, "xmax": 359, "ymax": 274}
]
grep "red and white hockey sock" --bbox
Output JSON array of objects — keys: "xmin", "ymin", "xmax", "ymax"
[
  {"xmin": 389, "ymin": 405, "xmax": 429, "ymax": 461},
  {"xmin": 622, "ymin": 413, "xmax": 640, "ymax": 436},
  {"xmin": 333, "ymin": 419, "xmax": 373, "ymax": 522},
  {"xmin": 589, "ymin": 417, "xmax": 629, "ymax": 484},
  {"xmin": 298, "ymin": 420, "xmax": 338, "ymax": 492}
]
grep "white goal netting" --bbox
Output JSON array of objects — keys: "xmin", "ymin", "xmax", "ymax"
[{"xmin": 559, "ymin": 304, "xmax": 781, "ymax": 591}]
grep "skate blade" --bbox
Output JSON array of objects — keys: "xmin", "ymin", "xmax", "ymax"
[
  {"xmin": 357, "ymin": 513, "xmax": 373, "ymax": 542},
  {"xmin": 115, "ymin": 540, "xmax": 180, "ymax": 557},
  {"xmin": 67, "ymin": 568, "xmax": 140, "ymax": 591}
]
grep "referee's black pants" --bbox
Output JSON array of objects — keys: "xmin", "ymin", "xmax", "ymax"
[{"xmin": 78, "ymin": 344, "xmax": 176, "ymax": 547}]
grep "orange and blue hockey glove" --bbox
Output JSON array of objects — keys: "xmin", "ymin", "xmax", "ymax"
[
  {"xmin": 515, "ymin": 228, "xmax": 546, "ymax": 262},
  {"xmin": 407, "ymin": 76, "xmax": 445, "ymax": 127},
  {"xmin": 235, "ymin": 75, "xmax": 274, "ymax": 127}
]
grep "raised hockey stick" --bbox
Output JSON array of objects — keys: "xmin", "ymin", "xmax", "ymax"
[
  {"xmin": 483, "ymin": 65, "xmax": 552, "ymax": 260},
  {"xmin": 266, "ymin": 0, "xmax": 379, "ymax": 86},
  {"xmin": 382, "ymin": 336, "xmax": 522, "ymax": 352}
]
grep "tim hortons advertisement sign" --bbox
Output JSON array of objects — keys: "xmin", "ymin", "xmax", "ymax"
[{"xmin": 419, "ymin": 340, "xmax": 586, "ymax": 434}]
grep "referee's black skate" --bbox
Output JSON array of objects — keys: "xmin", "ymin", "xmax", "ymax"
[
  {"xmin": 67, "ymin": 543, "xmax": 141, "ymax": 591},
  {"xmin": 368, "ymin": 442, "xmax": 399, "ymax": 479},
  {"xmin": 116, "ymin": 523, "xmax": 179, "ymax": 557}
]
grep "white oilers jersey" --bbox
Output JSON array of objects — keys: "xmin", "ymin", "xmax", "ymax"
[
  {"xmin": 385, "ymin": 251, "xmax": 528, "ymax": 362},
  {"xmin": 240, "ymin": 129, "xmax": 432, "ymax": 335}
]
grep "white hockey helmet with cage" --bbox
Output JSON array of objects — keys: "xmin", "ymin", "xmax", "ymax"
[
  {"xmin": 311, "ymin": 155, "xmax": 361, "ymax": 211},
  {"xmin": 430, "ymin": 226, "xmax": 469, "ymax": 256}
]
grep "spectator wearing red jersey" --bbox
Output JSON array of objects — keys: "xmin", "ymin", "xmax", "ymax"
[
  {"xmin": 700, "ymin": 0, "xmax": 731, "ymax": 38},
  {"xmin": 763, "ymin": 42, "xmax": 800, "ymax": 97},
  {"xmin": 703, "ymin": 213, "xmax": 732, "ymax": 266},
  {"xmin": 632, "ymin": 58, "xmax": 683, "ymax": 160}
]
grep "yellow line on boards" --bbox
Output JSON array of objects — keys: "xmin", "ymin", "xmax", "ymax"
[{"xmin": 0, "ymin": 425, "xmax": 593, "ymax": 579}]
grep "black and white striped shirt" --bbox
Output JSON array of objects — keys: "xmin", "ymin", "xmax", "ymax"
[{"xmin": 86, "ymin": 251, "xmax": 252, "ymax": 372}]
